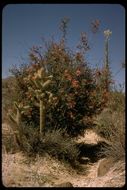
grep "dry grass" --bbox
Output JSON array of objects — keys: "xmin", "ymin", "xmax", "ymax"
[
  {"xmin": 2, "ymin": 122, "xmax": 80, "ymax": 167},
  {"xmin": 95, "ymin": 109, "xmax": 125, "ymax": 162},
  {"xmin": 94, "ymin": 91, "xmax": 125, "ymax": 162},
  {"xmin": 2, "ymin": 151, "xmax": 78, "ymax": 187}
]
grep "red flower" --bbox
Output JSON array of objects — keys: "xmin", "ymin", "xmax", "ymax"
[
  {"xmin": 76, "ymin": 69, "xmax": 81, "ymax": 76},
  {"xmin": 72, "ymin": 79, "xmax": 79, "ymax": 88},
  {"xmin": 67, "ymin": 74, "xmax": 72, "ymax": 81}
]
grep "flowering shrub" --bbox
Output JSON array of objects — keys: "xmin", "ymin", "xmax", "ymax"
[
  {"xmin": 9, "ymin": 25, "xmax": 111, "ymax": 137},
  {"xmin": 42, "ymin": 41, "xmax": 110, "ymax": 136}
]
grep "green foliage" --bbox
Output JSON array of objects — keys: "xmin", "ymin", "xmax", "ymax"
[
  {"xmin": 14, "ymin": 124, "xmax": 80, "ymax": 166},
  {"xmin": 9, "ymin": 63, "xmax": 30, "ymax": 102},
  {"xmin": 42, "ymin": 128, "xmax": 80, "ymax": 164},
  {"xmin": 43, "ymin": 41, "xmax": 110, "ymax": 136},
  {"xmin": 9, "ymin": 41, "xmax": 110, "ymax": 137}
]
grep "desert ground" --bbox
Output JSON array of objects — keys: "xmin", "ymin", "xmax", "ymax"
[{"xmin": 2, "ymin": 123, "xmax": 125, "ymax": 187}]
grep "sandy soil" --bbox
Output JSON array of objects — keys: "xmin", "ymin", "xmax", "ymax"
[{"xmin": 2, "ymin": 123, "xmax": 125, "ymax": 187}]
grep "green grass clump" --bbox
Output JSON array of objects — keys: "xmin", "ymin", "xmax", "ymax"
[{"xmin": 8, "ymin": 124, "xmax": 80, "ymax": 167}]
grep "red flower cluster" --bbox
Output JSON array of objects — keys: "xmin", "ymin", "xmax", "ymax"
[{"xmin": 72, "ymin": 79, "xmax": 79, "ymax": 88}]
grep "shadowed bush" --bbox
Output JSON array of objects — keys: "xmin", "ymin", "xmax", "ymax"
[
  {"xmin": 13, "ymin": 124, "xmax": 80, "ymax": 167},
  {"xmin": 42, "ymin": 128, "xmax": 80, "ymax": 163}
]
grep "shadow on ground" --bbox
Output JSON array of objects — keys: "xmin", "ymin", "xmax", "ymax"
[{"xmin": 77, "ymin": 141, "xmax": 110, "ymax": 164}]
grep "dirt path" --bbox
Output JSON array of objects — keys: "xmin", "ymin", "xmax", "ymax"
[
  {"xmin": 2, "ymin": 124, "xmax": 125, "ymax": 187},
  {"xmin": 2, "ymin": 151, "xmax": 98, "ymax": 187},
  {"xmin": 2, "ymin": 151, "xmax": 125, "ymax": 187}
]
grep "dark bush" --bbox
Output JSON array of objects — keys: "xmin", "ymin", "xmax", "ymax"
[{"xmin": 15, "ymin": 124, "xmax": 80, "ymax": 166}]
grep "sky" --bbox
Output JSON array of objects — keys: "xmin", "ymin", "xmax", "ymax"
[{"xmin": 2, "ymin": 4, "xmax": 125, "ymax": 89}]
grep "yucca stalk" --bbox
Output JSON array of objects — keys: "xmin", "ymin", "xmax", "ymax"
[
  {"xmin": 40, "ymin": 100, "xmax": 46, "ymax": 135},
  {"xmin": 103, "ymin": 29, "xmax": 112, "ymax": 92}
]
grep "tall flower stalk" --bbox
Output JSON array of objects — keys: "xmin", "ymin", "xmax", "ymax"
[{"xmin": 103, "ymin": 29, "xmax": 112, "ymax": 92}]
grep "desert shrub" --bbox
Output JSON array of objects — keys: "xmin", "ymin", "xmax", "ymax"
[
  {"xmin": 95, "ymin": 91, "xmax": 125, "ymax": 161},
  {"xmin": 42, "ymin": 41, "xmax": 110, "ymax": 136},
  {"xmin": 108, "ymin": 90, "xmax": 125, "ymax": 113},
  {"xmin": 8, "ymin": 19, "xmax": 112, "ymax": 139},
  {"xmin": 42, "ymin": 128, "xmax": 80, "ymax": 163},
  {"xmin": 18, "ymin": 124, "xmax": 41, "ymax": 154},
  {"xmin": 2, "ymin": 127, "xmax": 19, "ymax": 153},
  {"xmin": 2, "ymin": 77, "xmax": 17, "ymax": 122},
  {"xmin": 15, "ymin": 124, "xmax": 80, "ymax": 165},
  {"xmin": 9, "ymin": 40, "xmax": 110, "ymax": 137}
]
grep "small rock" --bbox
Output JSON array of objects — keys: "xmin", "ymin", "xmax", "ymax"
[
  {"xmin": 54, "ymin": 182, "xmax": 73, "ymax": 187},
  {"xmin": 97, "ymin": 158, "xmax": 114, "ymax": 177}
]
